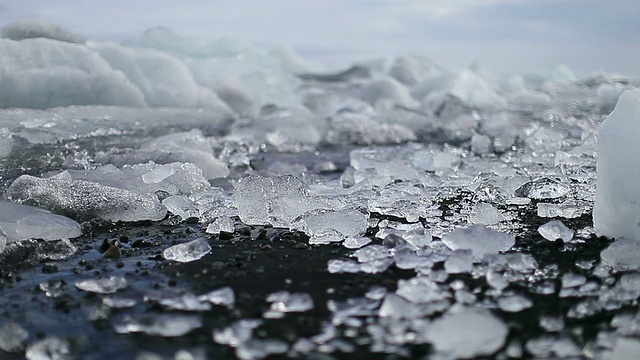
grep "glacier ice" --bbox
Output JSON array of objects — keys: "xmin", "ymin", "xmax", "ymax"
[
  {"xmin": 594, "ymin": 89, "xmax": 640, "ymax": 238},
  {"xmin": 115, "ymin": 314, "xmax": 202, "ymax": 337},
  {"xmin": 75, "ymin": 275, "xmax": 128, "ymax": 294}
]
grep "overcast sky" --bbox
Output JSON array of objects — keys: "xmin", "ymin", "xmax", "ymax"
[{"xmin": 0, "ymin": 0, "xmax": 638, "ymax": 76}]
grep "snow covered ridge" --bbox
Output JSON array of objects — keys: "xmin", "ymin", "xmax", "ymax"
[{"xmin": 2, "ymin": 21, "xmax": 640, "ymax": 359}]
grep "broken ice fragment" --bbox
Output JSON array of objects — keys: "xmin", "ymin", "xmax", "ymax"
[
  {"xmin": 441, "ymin": 225, "xmax": 515, "ymax": 259},
  {"xmin": 7, "ymin": 175, "xmax": 167, "ymax": 222},
  {"xmin": 444, "ymin": 250, "xmax": 474, "ymax": 273},
  {"xmin": 114, "ymin": 314, "xmax": 202, "ymax": 337},
  {"xmin": 162, "ymin": 195, "xmax": 198, "ymax": 221},
  {"xmin": 198, "ymin": 287, "xmax": 235, "ymax": 307},
  {"xmin": 600, "ymin": 238, "xmax": 640, "ymax": 271},
  {"xmin": 0, "ymin": 201, "xmax": 82, "ymax": 242},
  {"xmin": 515, "ymin": 177, "xmax": 570, "ymax": 200},
  {"xmin": 538, "ymin": 220, "xmax": 574, "ymax": 242},
  {"xmin": 425, "ymin": 308, "xmax": 508, "ymax": 359},
  {"xmin": 265, "ymin": 291, "xmax": 313, "ymax": 318},
  {"xmin": 213, "ymin": 319, "xmax": 262, "ymax": 347},
  {"xmin": 327, "ymin": 259, "xmax": 361, "ymax": 273},
  {"xmin": 25, "ymin": 337, "xmax": 71, "ymax": 360},
  {"xmin": 205, "ymin": 217, "xmax": 235, "ymax": 234},
  {"xmin": 236, "ymin": 339, "xmax": 289, "ymax": 360},
  {"xmin": 234, "ymin": 175, "xmax": 316, "ymax": 227},
  {"xmin": 498, "ymin": 295, "xmax": 533, "ymax": 312},
  {"xmin": 291, "ymin": 208, "xmax": 367, "ymax": 243},
  {"xmin": 156, "ymin": 293, "xmax": 211, "ymax": 311},
  {"xmin": 0, "ymin": 323, "xmax": 28, "ymax": 352},
  {"xmin": 468, "ymin": 202, "xmax": 504, "ymax": 225},
  {"xmin": 75, "ymin": 275, "xmax": 127, "ymax": 294},
  {"xmin": 378, "ymin": 293, "xmax": 424, "ymax": 319},
  {"xmin": 594, "ymin": 89, "xmax": 640, "ymax": 238},
  {"xmin": 163, "ymin": 238, "xmax": 211, "ymax": 263},
  {"xmin": 102, "ymin": 297, "xmax": 136, "ymax": 309},
  {"xmin": 396, "ymin": 276, "xmax": 449, "ymax": 303}
]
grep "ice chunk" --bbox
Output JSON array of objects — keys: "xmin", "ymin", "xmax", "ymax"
[
  {"xmin": 425, "ymin": 308, "xmax": 508, "ymax": 358},
  {"xmin": 606, "ymin": 337, "xmax": 640, "ymax": 360},
  {"xmin": 515, "ymin": 177, "xmax": 570, "ymax": 200},
  {"xmin": 600, "ymin": 238, "xmax": 640, "ymax": 271},
  {"xmin": 198, "ymin": 287, "xmax": 235, "ymax": 307},
  {"xmin": 498, "ymin": 295, "xmax": 533, "ymax": 312},
  {"xmin": 594, "ymin": 89, "xmax": 640, "ymax": 238},
  {"xmin": 234, "ymin": 175, "xmax": 319, "ymax": 227},
  {"xmin": 378, "ymin": 293, "xmax": 424, "ymax": 319},
  {"xmin": 155, "ymin": 293, "xmax": 211, "ymax": 312},
  {"xmin": 162, "ymin": 195, "xmax": 199, "ymax": 221},
  {"xmin": 265, "ymin": 291, "xmax": 313, "ymax": 318},
  {"xmin": 115, "ymin": 314, "xmax": 202, "ymax": 337},
  {"xmin": 468, "ymin": 203, "xmax": 504, "ymax": 225},
  {"xmin": 343, "ymin": 236, "xmax": 371, "ymax": 249},
  {"xmin": 205, "ymin": 217, "xmax": 235, "ymax": 234},
  {"xmin": 291, "ymin": 208, "xmax": 367, "ymax": 243},
  {"xmin": 236, "ymin": 339, "xmax": 288, "ymax": 360},
  {"xmin": 396, "ymin": 276, "xmax": 449, "ymax": 303},
  {"xmin": 75, "ymin": 275, "xmax": 127, "ymax": 294},
  {"xmin": 538, "ymin": 220, "xmax": 574, "ymax": 242},
  {"xmin": 444, "ymin": 250, "xmax": 474, "ymax": 273},
  {"xmin": 25, "ymin": 337, "xmax": 71, "ymax": 360},
  {"xmin": 441, "ymin": 225, "xmax": 515, "ymax": 259},
  {"xmin": 0, "ymin": 201, "xmax": 81, "ymax": 242},
  {"xmin": 0, "ymin": 323, "xmax": 28, "ymax": 352},
  {"xmin": 163, "ymin": 238, "xmax": 211, "ymax": 263},
  {"xmin": 213, "ymin": 319, "xmax": 262, "ymax": 347},
  {"xmin": 7, "ymin": 175, "xmax": 167, "ymax": 222},
  {"xmin": 102, "ymin": 297, "xmax": 136, "ymax": 309}
]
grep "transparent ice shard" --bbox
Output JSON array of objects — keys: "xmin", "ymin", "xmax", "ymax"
[
  {"xmin": 75, "ymin": 275, "xmax": 127, "ymax": 294},
  {"xmin": 515, "ymin": 177, "xmax": 570, "ymax": 200},
  {"xmin": 265, "ymin": 291, "xmax": 313, "ymax": 318},
  {"xmin": 205, "ymin": 217, "xmax": 235, "ymax": 234},
  {"xmin": 162, "ymin": 195, "xmax": 199, "ymax": 221},
  {"xmin": 498, "ymin": 295, "xmax": 533, "ymax": 312},
  {"xmin": 538, "ymin": 220, "xmax": 574, "ymax": 242},
  {"xmin": 163, "ymin": 238, "xmax": 211, "ymax": 263}
]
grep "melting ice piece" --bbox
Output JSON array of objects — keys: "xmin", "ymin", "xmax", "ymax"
[
  {"xmin": 0, "ymin": 323, "xmax": 28, "ymax": 352},
  {"xmin": 199, "ymin": 287, "xmax": 235, "ymax": 307},
  {"xmin": 75, "ymin": 275, "xmax": 127, "ymax": 294},
  {"xmin": 213, "ymin": 319, "xmax": 263, "ymax": 347},
  {"xmin": 515, "ymin": 177, "xmax": 570, "ymax": 200},
  {"xmin": 236, "ymin": 339, "xmax": 289, "ymax": 360},
  {"xmin": 102, "ymin": 297, "xmax": 136, "ymax": 309},
  {"xmin": 498, "ymin": 295, "xmax": 533, "ymax": 312},
  {"xmin": 115, "ymin": 314, "xmax": 202, "ymax": 337},
  {"xmin": 468, "ymin": 202, "xmax": 504, "ymax": 225},
  {"xmin": 234, "ymin": 175, "xmax": 317, "ymax": 227},
  {"xmin": 205, "ymin": 216, "xmax": 235, "ymax": 234},
  {"xmin": 163, "ymin": 238, "xmax": 211, "ymax": 263},
  {"xmin": 265, "ymin": 291, "xmax": 313, "ymax": 318},
  {"xmin": 0, "ymin": 201, "xmax": 82, "ymax": 242},
  {"xmin": 441, "ymin": 225, "xmax": 515, "ymax": 259},
  {"xmin": 425, "ymin": 308, "xmax": 508, "ymax": 359},
  {"xmin": 7, "ymin": 175, "xmax": 167, "ymax": 222},
  {"xmin": 594, "ymin": 89, "xmax": 640, "ymax": 238},
  {"xmin": 538, "ymin": 220, "xmax": 574, "ymax": 242},
  {"xmin": 25, "ymin": 337, "xmax": 71, "ymax": 360},
  {"xmin": 291, "ymin": 208, "xmax": 367, "ymax": 243},
  {"xmin": 600, "ymin": 238, "xmax": 640, "ymax": 271},
  {"xmin": 343, "ymin": 236, "xmax": 371, "ymax": 249},
  {"xmin": 162, "ymin": 195, "xmax": 199, "ymax": 221},
  {"xmin": 379, "ymin": 293, "xmax": 425, "ymax": 319},
  {"xmin": 396, "ymin": 276, "xmax": 449, "ymax": 303},
  {"xmin": 156, "ymin": 293, "xmax": 211, "ymax": 311},
  {"xmin": 537, "ymin": 202, "xmax": 584, "ymax": 218}
]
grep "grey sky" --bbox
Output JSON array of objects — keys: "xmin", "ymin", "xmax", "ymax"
[{"xmin": 0, "ymin": 0, "xmax": 638, "ymax": 76}]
